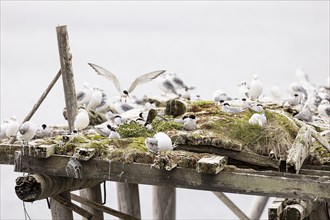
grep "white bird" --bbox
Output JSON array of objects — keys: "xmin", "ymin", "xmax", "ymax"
[
  {"xmin": 294, "ymin": 104, "xmax": 313, "ymax": 122},
  {"xmin": 237, "ymin": 81, "xmax": 249, "ymax": 98},
  {"xmin": 89, "ymin": 63, "xmax": 166, "ymax": 101},
  {"xmin": 76, "ymin": 83, "xmax": 92, "ymax": 107},
  {"xmin": 17, "ymin": 121, "xmax": 37, "ymax": 145},
  {"xmin": 221, "ymin": 103, "xmax": 245, "ymax": 114},
  {"xmin": 74, "ymin": 109, "xmax": 90, "ymax": 132},
  {"xmin": 318, "ymin": 100, "xmax": 330, "ymax": 120},
  {"xmin": 270, "ymin": 85, "xmax": 283, "ymax": 101},
  {"xmin": 212, "ymin": 90, "xmax": 228, "ymax": 102},
  {"xmin": 87, "ymin": 85, "xmax": 103, "ymax": 110},
  {"xmin": 318, "ymin": 87, "xmax": 330, "ymax": 102},
  {"xmin": 249, "ymin": 74, "xmax": 263, "ymax": 100},
  {"xmin": 0, "ymin": 120, "xmax": 9, "ymax": 140},
  {"xmin": 113, "ymin": 115, "xmax": 124, "ymax": 126},
  {"xmin": 183, "ymin": 115, "xmax": 197, "ymax": 131},
  {"xmin": 113, "ymin": 100, "xmax": 135, "ymax": 114},
  {"xmin": 6, "ymin": 116, "xmax": 20, "ymax": 138},
  {"xmin": 288, "ymin": 82, "xmax": 307, "ymax": 100},
  {"xmin": 34, "ymin": 124, "xmax": 51, "ymax": 139},
  {"xmin": 145, "ymin": 132, "xmax": 173, "ymax": 153},
  {"xmin": 108, "ymin": 125, "xmax": 121, "ymax": 139},
  {"xmin": 248, "ymin": 113, "xmax": 267, "ymax": 127},
  {"xmin": 249, "ymin": 103, "xmax": 264, "ymax": 113},
  {"xmin": 285, "ymin": 93, "xmax": 303, "ymax": 108}
]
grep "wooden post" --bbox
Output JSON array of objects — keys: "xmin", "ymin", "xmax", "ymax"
[
  {"xmin": 152, "ymin": 186, "xmax": 176, "ymax": 220},
  {"xmin": 247, "ymin": 196, "xmax": 269, "ymax": 220},
  {"xmin": 213, "ymin": 192, "xmax": 250, "ymax": 220},
  {"xmin": 80, "ymin": 184, "xmax": 104, "ymax": 220},
  {"xmin": 56, "ymin": 25, "xmax": 77, "ymax": 133},
  {"xmin": 50, "ymin": 191, "xmax": 73, "ymax": 220},
  {"xmin": 117, "ymin": 183, "xmax": 141, "ymax": 219}
]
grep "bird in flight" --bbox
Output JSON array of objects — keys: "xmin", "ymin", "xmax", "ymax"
[{"xmin": 88, "ymin": 63, "xmax": 166, "ymax": 102}]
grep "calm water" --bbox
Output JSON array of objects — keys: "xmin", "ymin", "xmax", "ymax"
[{"xmin": 1, "ymin": 1, "xmax": 328, "ymax": 219}]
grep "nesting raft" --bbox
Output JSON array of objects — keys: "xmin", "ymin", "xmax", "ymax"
[{"xmin": 1, "ymin": 101, "xmax": 330, "ymax": 219}]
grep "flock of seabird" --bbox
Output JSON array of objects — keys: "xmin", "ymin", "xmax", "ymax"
[{"xmin": 1, "ymin": 65, "xmax": 329, "ymax": 154}]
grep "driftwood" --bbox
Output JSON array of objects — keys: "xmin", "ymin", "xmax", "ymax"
[
  {"xmin": 21, "ymin": 144, "xmax": 55, "ymax": 158},
  {"xmin": 0, "ymin": 144, "xmax": 21, "ymax": 164},
  {"xmin": 153, "ymin": 186, "xmax": 176, "ymax": 220},
  {"xmin": 56, "ymin": 25, "xmax": 77, "ymax": 133},
  {"xmin": 213, "ymin": 192, "xmax": 250, "ymax": 220},
  {"xmin": 286, "ymin": 126, "xmax": 312, "ymax": 173},
  {"xmin": 117, "ymin": 183, "xmax": 141, "ymax": 219},
  {"xmin": 13, "ymin": 154, "xmax": 330, "ymax": 200},
  {"xmin": 15, "ymin": 173, "xmax": 104, "ymax": 202},
  {"xmin": 71, "ymin": 193, "xmax": 139, "ymax": 220},
  {"xmin": 74, "ymin": 148, "xmax": 96, "ymax": 161}
]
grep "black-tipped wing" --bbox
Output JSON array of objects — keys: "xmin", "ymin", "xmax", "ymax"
[
  {"xmin": 128, "ymin": 70, "xmax": 166, "ymax": 93},
  {"xmin": 88, "ymin": 63, "xmax": 122, "ymax": 93}
]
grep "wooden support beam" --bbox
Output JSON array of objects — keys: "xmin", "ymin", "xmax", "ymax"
[
  {"xmin": 71, "ymin": 193, "xmax": 139, "ymax": 220},
  {"xmin": 176, "ymin": 144, "xmax": 280, "ymax": 169},
  {"xmin": 79, "ymin": 184, "xmax": 104, "ymax": 220},
  {"xmin": 213, "ymin": 192, "xmax": 249, "ymax": 220},
  {"xmin": 153, "ymin": 186, "xmax": 176, "ymax": 220},
  {"xmin": 56, "ymin": 25, "xmax": 77, "ymax": 133},
  {"xmin": 268, "ymin": 198, "xmax": 286, "ymax": 220},
  {"xmin": 13, "ymin": 154, "xmax": 330, "ymax": 200},
  {"xmin": 0, "ymin": 144, "xmax": 20, "ymax": 164},
  {"xmin": 50, "ymin": 191, "xmax": 73, "ymax": 220},
  {"xmin": 21, "ymin": 144, "xmax": 55, "ymax": 158},
  {"xmin": 247, "ymin": 196, "xmax": 269, "ymax": 220},
  {"xmin": 197, "ymin": 155, "xmax": 227, "ymax": 174},
  {"xmin": 117, "ymin": 183, "xmax": 141, "ymax": 219},
  {"xmin": 15, "ymin": 173, "xmax": 104, "ymax": 202},
  {"xmin": 52, "ymin": 193, "xmax": 98, "ymax": 220},
  {"xmin": 286, "ymin": 126, "xmax": 312, "ymax": 173}
]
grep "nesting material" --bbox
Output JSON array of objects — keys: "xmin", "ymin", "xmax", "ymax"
[{"xmin": 197, "ymin": 155, "xmax": 227, "ymax": 174}]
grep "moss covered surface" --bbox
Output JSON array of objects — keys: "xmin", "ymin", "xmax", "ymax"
[{"xmin": 28, "ymin": 100, "xmax": 329, "ymax": 166}]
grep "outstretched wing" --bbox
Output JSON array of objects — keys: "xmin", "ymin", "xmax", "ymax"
[
  {"xmin": 128, "ymin": 70, "xmax": 166, "ymax": 93},
  {"xmin": 88, "ymin": 63, "xmax": 122, "ymax": 93}
]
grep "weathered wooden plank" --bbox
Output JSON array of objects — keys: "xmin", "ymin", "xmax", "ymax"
[
  {"xmin": 52, "ymin": 193, "xmax": 97, "ymax": 220},
  {"xmin": 79, "ymin": 185, "xmax": 104, "ymax": 220},
  {"xmin": 50, "ymin": 191, "xmax": 73, "ymax": 220},
  {"xmin": 153, "ymin": 186, "xmax": 176, "ymax": 220},
  {"xmin": 71, "ymin": 193, "xmax": 139, "ymax": 220},
  {"xmin": 117, "ymin": 183, "xmax": 141, "ymax": 219},
  {"xmin": 268, "ymin": 198, "xmax": 286, "ymax": 220},
  {"xmin": 0, "ymin": 144, "xmax": 21, "ymax": 164},
  {"xmin": 21, "ymin": 144, "xmax": 55, "ymax": 158},
  {"xmin": 13, "ymin": 154, "xmax": 330, "ymax": 200},
  {"xmin": 286, "ymin": 126, "xmax": 312, "ymax": 173},
  {"xmin": 176, "ymin": 145, "xmax": 280, "ymax": 169},
  {"xmin": 197, "ymin": 155, "xmax": 227, "ymax": 174},
  {"xmin": 15, "ymin": 173, "xmax": 104, "ymax": 202},
  {"xmin": 213, "ymin": 192, "xmax": 250, "ymax": 220},
  {"xmin": 56, "ymin": 25, "xmax": 77, "ymax": 133}
]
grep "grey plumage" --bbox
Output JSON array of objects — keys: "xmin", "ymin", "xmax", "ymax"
[{"xmin": 88, "ymin": 63, "xmax": 166, "ymax": 95}]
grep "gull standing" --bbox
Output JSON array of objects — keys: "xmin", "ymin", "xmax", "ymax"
[
  {"xmin": 249, "ymin": 74, "xmax": 263, "ymax": 100},
  {"xmin": 237, "ymin": 81, "xmax": 249, "ymax": 98},
  {"xmin": 17, "ymin": 121, "xmax": 37, "ymax": 145},
  {"xmin": 6, "ymin": 116, "xmax": 20, "ymax": 138},
  {"xmin": 108, "ymin": 125, "xmax": 121, "ymax": 139},
  {"xmin": 221, "ymin": 103, "xmax": 245, "ymax": 114},
  {"xmin": 74, "ymin": 108, "xmax": 90, "ymax": 132},
  {"xmin": 89, "ymin": 63, "xmax": 166, "ymax": 101}
]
